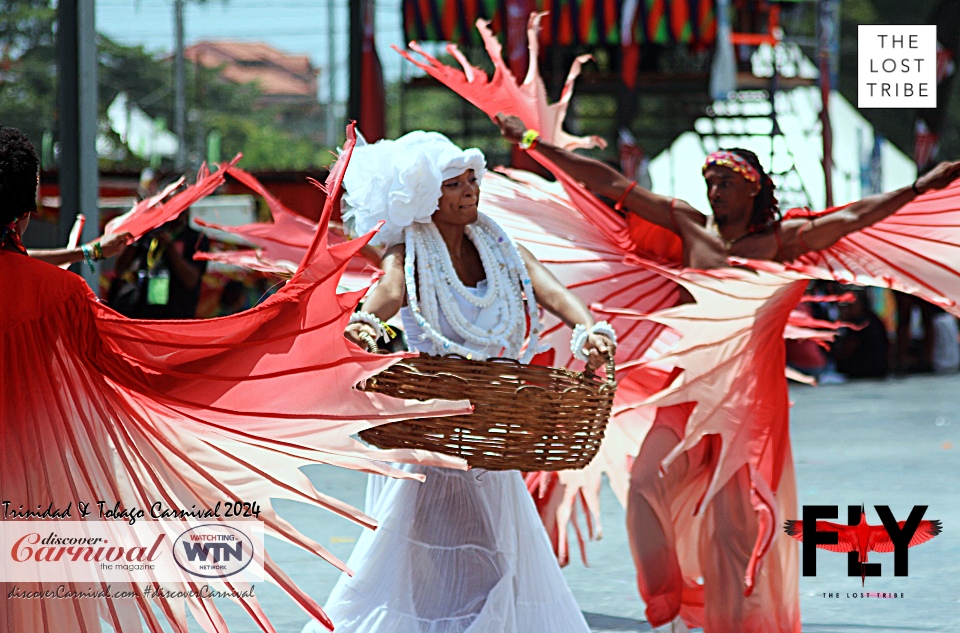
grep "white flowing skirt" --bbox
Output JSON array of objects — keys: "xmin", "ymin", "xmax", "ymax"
[{"xmin": 304, "ymin": 465, "xmax": 590, "ymax": 633}]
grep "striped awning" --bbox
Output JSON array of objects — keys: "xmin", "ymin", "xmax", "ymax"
[{"xmin": 401, "ymin": 0, "xmax": 717, "ymax": 48}]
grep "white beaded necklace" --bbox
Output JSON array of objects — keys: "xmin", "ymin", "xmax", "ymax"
[{"xmin": 403, "ymin": 212, "xmax": 543, "ymax": 362}]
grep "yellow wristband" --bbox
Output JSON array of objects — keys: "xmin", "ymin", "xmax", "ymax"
[{"xmin": 519, "ymin": 129, "xmax": 540, "ymax": 150}]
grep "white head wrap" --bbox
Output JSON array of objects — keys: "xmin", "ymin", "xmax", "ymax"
[{"xmin": 341, "ymin": 131, "xmax": 486, "ymax": 246}]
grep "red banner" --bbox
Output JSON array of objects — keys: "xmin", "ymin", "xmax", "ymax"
[{"xmin": 360, "ymin": 0, "xmax": 386, "ymax": 142}]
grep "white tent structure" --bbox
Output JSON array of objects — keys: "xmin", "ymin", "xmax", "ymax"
[{"xmin": 649, "ymin": 46, "xmax": 916, "ymax": 213}]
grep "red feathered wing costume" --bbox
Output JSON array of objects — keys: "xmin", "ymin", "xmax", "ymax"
[
  {"xmin": 1, "ymin": 130, "xmax": 470, "ymax": 633},
  {"xmin": 120, "ymin": 19, "xmax": 960, "ymax": 629},
  {"xmin": 394, "ymin": 14, "xmax": 960, "ymax": 632}
]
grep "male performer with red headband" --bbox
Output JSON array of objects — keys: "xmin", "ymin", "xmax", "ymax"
[
  {"xmin": 500, "ymin": 114, "xmax": 960, "ymax": 271},
  {"xmin": 497, "ymin": 113, "xmax": 960, "ymax": 633}
]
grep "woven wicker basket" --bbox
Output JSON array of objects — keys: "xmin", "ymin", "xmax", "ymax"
[{"xmin": 357, "ymin": 344, "xmax": 616, "ymax": 471}]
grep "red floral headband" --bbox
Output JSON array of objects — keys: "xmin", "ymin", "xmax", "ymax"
[{"xmin": 702, "ymin": 151, "xmax": 760, "ymax": 183}]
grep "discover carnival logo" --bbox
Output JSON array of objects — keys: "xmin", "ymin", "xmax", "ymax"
[{"xmin": 1, "ymin": 520, "xmax": 264, "ymax": 583}]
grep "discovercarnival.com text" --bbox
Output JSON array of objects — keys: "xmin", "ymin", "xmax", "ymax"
[{"xmin": 7, "ymin": 584, "xmax": 256, "ymax": 600}]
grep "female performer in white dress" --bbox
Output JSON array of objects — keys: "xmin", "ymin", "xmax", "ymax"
[{"xmin": 302, "ymin": 131, "xmax": 616, "ymax": 633}]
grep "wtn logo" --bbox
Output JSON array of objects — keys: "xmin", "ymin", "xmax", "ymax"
[
  {"xmin": 783, "ymin": 505, "xmax": 941, "ymax": 585},
  {"xmin": 181, "ymin": 541, "xmax": 244, "ymax": 563},
  {"xmin": 173, "ymin": 524, "xmax": 256, "ymax": 579}
]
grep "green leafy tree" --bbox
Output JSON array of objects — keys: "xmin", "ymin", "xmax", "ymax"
[
  {"xmin": 0, "ymin": 0, "xmax": 330, "ymax": 172},
  {"xmin": 0, "ymin": 0, "xmax": 57, "ymax": 146}
]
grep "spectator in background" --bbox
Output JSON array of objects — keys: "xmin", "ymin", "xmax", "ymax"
[
  {"xmin": 795, "ymin": 280, "xmax": 847, "ymax": 384},
  {"xmin": 785, "ymin": 298, "xmax": 828, "ymax": 380},
  {"xmin": 894, "ymin": 292, "xmax": 937, "ymax": 374},
  {"xmin": 109, "ymin": 211, "xmax": 208, "ymax": 319},
  {"xmin": 930, "ymin": 308, "xmax": 960, "ymax": 374},
  {"xmin": 833, "ymin": 289, "xmax": 890, "ymax": 379},
  {"xmin": 216, "ymin": 279, "xmax": 250, "ymax": 317}
]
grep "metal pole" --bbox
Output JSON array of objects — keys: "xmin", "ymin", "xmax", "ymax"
[
  {"xmin": 57, "ymin": 0, "xmax": 99, "ymax": 288},
  {"xmin": 326, "ymin": 0, "xmax": 338, "ymax": 146},
  {"xmin": 174, "ymin": 0, "xmax": 187, "ymax": 170},
  {"xmin": 348, "ymin": 0, "xmax": 363, "ymax": 124},
  {"xmin": 817, "ymin": 0, "xmax": 839, "ymax": 208}
]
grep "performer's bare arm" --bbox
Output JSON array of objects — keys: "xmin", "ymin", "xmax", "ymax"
[
  {"xmin": 344, "ymin": 241, "xmax": 616, "ymax": 368},
  {"xmin": 772, "ymin": 160, "xmax": 960, "ymax": 260},
  {"xmin": 30, "ymin": 232, "xmax": 131, "ymax": 267},
  {"xmin": 495, "ymin": 113, "xmax": 707, "ymax": 237},
  {"xmin": 496, "ymin": 113, "xmax": 729, "ymax": 269},
  {"xmin": 343, "ymin": 244, "xmax": 405, "ymax": 347},
  {"xmin": 518, "ymin": 245, "xmax": 616, "ymax": 370},
  {"xmin": 498, "ymin": 113, "xmax": 960, "ymax": 268}
]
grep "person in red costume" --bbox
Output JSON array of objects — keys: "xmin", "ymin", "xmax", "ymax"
[
  {"xmin": 0, "ymin": 124, "xmax": 472, "ymax": 632},
  {"xmin": 495, "ymin": 113, "xmax": 960, "ymax": 632}
]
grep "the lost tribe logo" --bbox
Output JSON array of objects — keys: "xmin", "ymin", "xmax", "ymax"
[
  {"xmin": 783, "ymin": 505, "xmax": 941, "ymax": 585},
  {"xmin": 858, "ymin": 25, "xmax": 937, "ymax": 108}
]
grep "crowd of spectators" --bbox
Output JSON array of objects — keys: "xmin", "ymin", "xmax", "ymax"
[{"xmin": 787, "ymin": 280, "xmax": 960, "ymax": 383}]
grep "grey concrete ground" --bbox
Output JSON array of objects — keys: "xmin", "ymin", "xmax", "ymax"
[{"xmin": 160, "ymin": 374, "xmax": 960, "ymax": 632}]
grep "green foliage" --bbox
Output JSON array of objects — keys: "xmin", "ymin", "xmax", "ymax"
[
  {"xmin": 97, "ymin": 37, "xmax": 171, "ymax": 120},
  {"xmin": 204, "ymin": 112, "xmax": 326, "ymax": 171},
  {"xmin": 396, "ymin": 85, "xmax": 468, "ymax": 138},
  {"xmin": 841, "ymin": 0, "xmax": 880, "ymax": 25},
  {"xmin": 0, "ymin": 0, "xmax": 56, "ymax": 57},
  {"xmin": 0, "ymin": 1, "xmax": 57, "ymax": 145},
  {"xmin": 0, "ymin": 0, "xmax": 330, "ymax": 172}
]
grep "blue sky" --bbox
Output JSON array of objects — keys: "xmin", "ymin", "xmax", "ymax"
[{"xmin": 95, "ymin": 0, "xmax": 408, "ymax": 103}]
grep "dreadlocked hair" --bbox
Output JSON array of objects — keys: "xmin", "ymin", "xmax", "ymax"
[
  {"xmin": 726, "ymin": 147, "xmax": 780, "ymax": 231},
  {"xmin": 0, "ymin": 126, "xmax": 40, "ymax": 225}
]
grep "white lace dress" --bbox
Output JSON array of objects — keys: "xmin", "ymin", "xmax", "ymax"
[{"xmin": 303, "ymin": 281, "xmax": 590, "ymax": 633}]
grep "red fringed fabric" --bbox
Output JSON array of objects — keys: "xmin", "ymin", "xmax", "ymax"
[{"xmin": 1, "ymin": 129, "xmax": 470, "ymax": 633}]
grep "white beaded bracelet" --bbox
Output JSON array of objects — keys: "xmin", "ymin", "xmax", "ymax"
[
  {"xmin": 570, "ymin": 321, "xmax": 617, "ymax": 361},
  {"xmin": 349, "ymin": 310, "xmax": 387, "ymax": 340}
]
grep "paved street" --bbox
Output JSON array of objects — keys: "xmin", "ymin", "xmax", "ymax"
[{"xmin": 170, "ymin": 374, "xmax": 960, "ymax": 632}]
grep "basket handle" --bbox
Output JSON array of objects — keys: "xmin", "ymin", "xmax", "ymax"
[
  {"xmin": 584, "ymin": 353, "xmax": 616, "ymax": 383},
  {"xmin": 358, "ymin": 331, "xmax": 380, "ymax": 354}
]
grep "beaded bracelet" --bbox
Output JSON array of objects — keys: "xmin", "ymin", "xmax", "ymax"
[
  {"xmin": 570, "ymin": 321, "xmax": 617, "ymax": 361},
  {"xmin": 519, "ymin": 129, "xmax": 540, "ymax": 151},
  {"xmin": 349, "ymin": 310, "xmax": 388, "ymax": 340},
  {"xmin": 92, "ymin": 241, "xmax": 103, "ymax": 260},
  {"xmin": 911, "ymin": 181, "xmax": 922, "ymax": 196},
  {"xmin": 80, "ymin": 244, "xmax": 96, "ymax": 273}
]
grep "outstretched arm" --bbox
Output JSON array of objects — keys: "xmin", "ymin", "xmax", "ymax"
[
  {"xmin": 29, "ymin": 232, "xmax": 131, "ymax": 267},
  {"xmin": 343, "ymin": 244, "xmax": 406, "ymax": 348},
  {"xmin": 519, "ymin": 245, "xmax": 616, "ymax": 371},
  {"xmin": 497, "ymin": 113, "xmax": 734, "ymax": 269},
  {"xmin": 496, "ymin": 113, "xmax": 706, "ymax": 237},
  {"xmin": 778, "ymin": 160, "xmax": 960, "ymax": 259}
]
